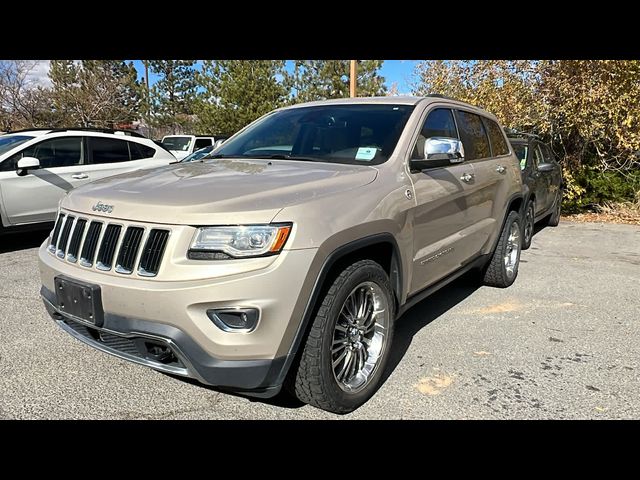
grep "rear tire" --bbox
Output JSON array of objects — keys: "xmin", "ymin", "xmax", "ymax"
[
  {"xmin": 522, "ymin": 200, "xmax": 535, "ymax": 250},
  {"xmin": 483, "ymin": 210, "xmax": 522, "ymax": 288},
  {"xmin": 290, "ymin": 259, "xmax": 395, "ymax": 414},
  {"xmin": 546, "ymin": 192, "xmax": 561, "ymax": 227}
]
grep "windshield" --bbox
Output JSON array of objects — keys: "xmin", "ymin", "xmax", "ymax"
[
  {"xmin": 512, "ymin": 143, "xmax": 528, "ymax": 170},
  {"xmin": 0, "ymin": 135, "xmax": 33, "ymax": 156},
  {"xmin": 213, "ymin": 104, "xmax": 415, "ymax": 165},
  {"xmin": 162, "ymin": 136, "xmax": 192, "ymax": 151},
  {"xmin": 181, "ymin": 145, "xmax": 215, "ymax": 162}
]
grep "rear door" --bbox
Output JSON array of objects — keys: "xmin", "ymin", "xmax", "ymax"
[
  {"xmin": 530, "ymin": 142, "xmax": 551, "ymax": 215},
  {"xmin": 0, "ymin": 136, "xmax": 90, "ymax": 225},
  {"xmin": 539, "ymin": 143, "xmax": 562, "ymax": 207},
  {"xmin": 451, "ymin": 110, "xmax": 505, "ymax": 255},
  {"xmin": 408, "ymin": 107, "xmax": 479, "ymax": 293}
]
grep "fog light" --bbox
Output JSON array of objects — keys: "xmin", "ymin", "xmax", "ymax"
[{"xmin": 207, "ymin": 308, "xmax": 259, "ymax": 332}]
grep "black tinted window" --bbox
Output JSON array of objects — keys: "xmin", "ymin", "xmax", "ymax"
[
  {"xmin": 129, "ymin": 141, "xmax": 156, "ymax": 160},
  {"xmin": 454, "ymin": 110, "xmax": 491, "ymax": 160},
  {"xmin": 484, "ymin": 118, "xmax": 509, "ymax": 156},
  {"xmin": 6, "ymin": 137, "xmax": 84, "ymax": 169},
  {"xmin": 89, "ymin": 137, "xmax": 131, "ymax": 164},
  {"xmin": 422, "ymin": 108, "xmax": 458, "ymax": 139},
  {"xmin": 194, "ymin": 138, "xmax": 212, "ymax": 149},
  {"xmin": 540, "ymin": 143, "xmax": 555, "ymax": 164}
]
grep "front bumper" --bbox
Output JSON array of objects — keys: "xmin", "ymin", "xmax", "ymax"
[
  {"xmin": 41, "ymin": 286, "xmax": 287, "ymax": 396},
  {"xmin": 39, "ymin": 237, "xmax": 319, "ymax": 396}
]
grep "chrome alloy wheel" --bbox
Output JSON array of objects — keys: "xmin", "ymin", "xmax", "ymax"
[
  {"xmin": 331, "ymin": 282, "xmax": 390, "ymax": 393},
  {"xmin": 504, "ymin": 222, "xmax": 521, "ymax": 279}
]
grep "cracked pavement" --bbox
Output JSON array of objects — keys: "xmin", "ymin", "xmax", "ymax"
[{"xmin": 0, "ymin": 220, "xmax": 639, "ymax": 419}]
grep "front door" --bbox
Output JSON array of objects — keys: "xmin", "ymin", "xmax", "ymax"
[{"xmin": 408, "ymin": 107, "xmax": 479, "ymax": 294}]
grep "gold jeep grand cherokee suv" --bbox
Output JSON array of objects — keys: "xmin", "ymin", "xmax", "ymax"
[{"xmin": 39, "ymin": 96, "xmax": 524, "ymax": 413}]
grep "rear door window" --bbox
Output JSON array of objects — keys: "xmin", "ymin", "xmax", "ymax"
[
  {"xmin": 88, "ymin": 137, "xmax": 131, "ymax": 164},
  {"xmin": 454, "ymin": 110, "xmax": 491, "ymax": 160}
]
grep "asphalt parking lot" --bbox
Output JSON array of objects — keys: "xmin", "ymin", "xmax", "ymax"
[{"xmin": 0, "ymin": 220, "xmax": 638, "ymax": 419}]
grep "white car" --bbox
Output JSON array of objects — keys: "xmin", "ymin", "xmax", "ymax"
[
  {"xmin": 0, "ymin": 128, "xmax": 175, "ymax": 234},
  {"xmin": 161, "ymin": 134, "xmax": 227, "ymax": 160}
]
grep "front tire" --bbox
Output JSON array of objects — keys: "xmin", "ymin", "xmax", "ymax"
[
  {"xmin": 522, "ymin": 200, "xmax": 535, "ymax": 250},
  {"xmin": 290, "ymin": 259, "xmax": 395, "ymax": 414},
  {"xmin": 483, "ymin": 210, "xmax": 522, "ymax": 288}
]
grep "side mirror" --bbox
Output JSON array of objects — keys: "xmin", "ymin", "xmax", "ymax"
[
  {"xmin": 537, "ymin": 163, "xmax": 554, "ymax": 172},
  {"xmin": 410, "ymin": 137, "xmax": 465, "ymax": 171},
  {"xmin": 16, "ymin": 157, "xmax": 41, "ymax": 176}
]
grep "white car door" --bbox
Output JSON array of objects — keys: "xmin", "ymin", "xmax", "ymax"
[{"xmin": 0, "ymin": 136, "xmax": 93, "ymax": 225}]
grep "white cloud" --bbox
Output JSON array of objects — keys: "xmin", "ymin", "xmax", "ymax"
[{"xmin": 25, "ymin": 60, "xmax": 51, "ymax": 87}]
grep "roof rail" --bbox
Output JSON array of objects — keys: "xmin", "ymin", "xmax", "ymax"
[
  {"xmin": 504, "ymin": 128, "xmax": 540, "ymax": 139},
  {"xmin": 426, "ymin": 93, "xmax": 459, "ymax": 101},
  {"xmin": 5, "ymin": 128, "xmax": 52, "ymax": 134},
  {"xmin": 6, "ymin": 127, "xmax": 146, "ymax": 138}
]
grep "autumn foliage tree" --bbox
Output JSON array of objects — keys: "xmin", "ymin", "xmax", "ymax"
[{"xmin": 412, "ymin": 60, "xmax": 640, "ymax": 208}]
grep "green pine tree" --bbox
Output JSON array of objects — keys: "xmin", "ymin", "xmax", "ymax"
[
  {"xmin": 148, "ymin": 60, "xmax": 197, "ymax": 132},
  {"xmin": 195, "ymin": 60, "xmax": 288, "ymax": 135},
  {"xmin": 287, "ymin": 60, "xmax": 386, "ymax": 102}
]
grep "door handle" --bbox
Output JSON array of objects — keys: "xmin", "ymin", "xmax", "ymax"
[
  {"xmin": 496, "ymin": 165, "xmax": 506, "ymax": 174},
  {"xmin": 460, "ymin": 172, "xmax": 474, "ymax": 183},
  {"xmin": 71, "ymin": 173, "xmax": 88, "ymax": 179}
]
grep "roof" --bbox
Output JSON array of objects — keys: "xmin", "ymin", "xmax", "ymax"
[{"xmin": 282, "ymin": 95, "xmax": 495, "ymax": 118}]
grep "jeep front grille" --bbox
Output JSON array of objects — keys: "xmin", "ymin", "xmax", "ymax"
[{"xmin": 49, "ymin": 212, "xmax": 169, "ymax": 277}]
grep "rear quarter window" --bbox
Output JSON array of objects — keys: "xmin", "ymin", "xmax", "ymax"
[{"xmin": 483, "ymin": 118, "xmax": 510, "ymax": 156}]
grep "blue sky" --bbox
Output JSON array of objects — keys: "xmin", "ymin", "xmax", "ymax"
[{"xmin": 132, "ymin": 60, "xmax": 419, "ymax": 94}]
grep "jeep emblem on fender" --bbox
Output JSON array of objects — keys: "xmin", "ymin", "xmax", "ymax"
[{"xmin": 92, "ymin": 201, "xmax": 114, "ymax": 214}]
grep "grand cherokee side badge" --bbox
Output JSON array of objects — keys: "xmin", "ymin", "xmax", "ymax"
[{"xmin": 92, "ymin": 201, "xmax": 114, "ymax": 213}]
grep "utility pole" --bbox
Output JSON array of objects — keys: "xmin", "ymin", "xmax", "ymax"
[
  {"xmin": 350, "ymin": 60, "xmax": 357, "ymax": 98},
  {"xmin": 143, "ymin": 60, "xmax": 151, "ymax": 136}
]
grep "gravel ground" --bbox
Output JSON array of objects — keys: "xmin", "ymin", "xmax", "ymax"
[{"xmin": 0, "ymin": 220, "xmax": 638, "ymax": 419}]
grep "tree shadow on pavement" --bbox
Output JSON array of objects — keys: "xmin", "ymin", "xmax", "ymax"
[
  {"xmin": 0, "ymin": 228, "xmax": 51, "ymax": 254},
  {"xmin": 381, "ymin": 272, "xmax": 480, "ymax": 384},
  {"xmin": 160, "ymin": 272, "xmax": 481, "ymax": 412}
]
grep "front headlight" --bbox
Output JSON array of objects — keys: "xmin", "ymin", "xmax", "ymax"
[{"xmin": 189, "ymin": 224, "xmax": 292, "ymax": 259}]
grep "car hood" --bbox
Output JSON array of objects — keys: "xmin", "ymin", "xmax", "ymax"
[{"xmin": 62, "ymin": 158, "xmax": 378, "ymax": 225}]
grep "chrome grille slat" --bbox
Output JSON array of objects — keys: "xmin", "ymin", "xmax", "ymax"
[
  {"xmin": 51, "ymin": 211, "xmax": 170, "ymax": 277},
  {"xmin": 66, "ymin": 219, "xmax": 87, "ymax": 263},
  {"xmin": 96, "ymin": 224, "xmax": 122, "ymax": 271},
  {"xmin": 56, "ymin": 216, "xmax": 75, "ymax": 258},
  {"xmin": 138, "ymin": 229, "xmax": 170, "ymax": 277},
  {"xmin": 49, "ymin": 213, "xmax": 65, "ymax": 252},
  {"xmin": 115, "ymin": 227, "xmax": 145, "ymax": 274},
  {"xmin": 80, "ymin": 221, "xmax": 103, "ymax": 267}
]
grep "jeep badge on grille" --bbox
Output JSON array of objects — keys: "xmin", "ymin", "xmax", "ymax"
[{"xmin": 92, "ymin": 201, "xmax": 114, "ymax": 213}]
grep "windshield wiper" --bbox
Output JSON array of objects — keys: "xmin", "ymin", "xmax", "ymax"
[{"xmin": 251, "ymin": 154, "xmax": 321, "ymax": 162}]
